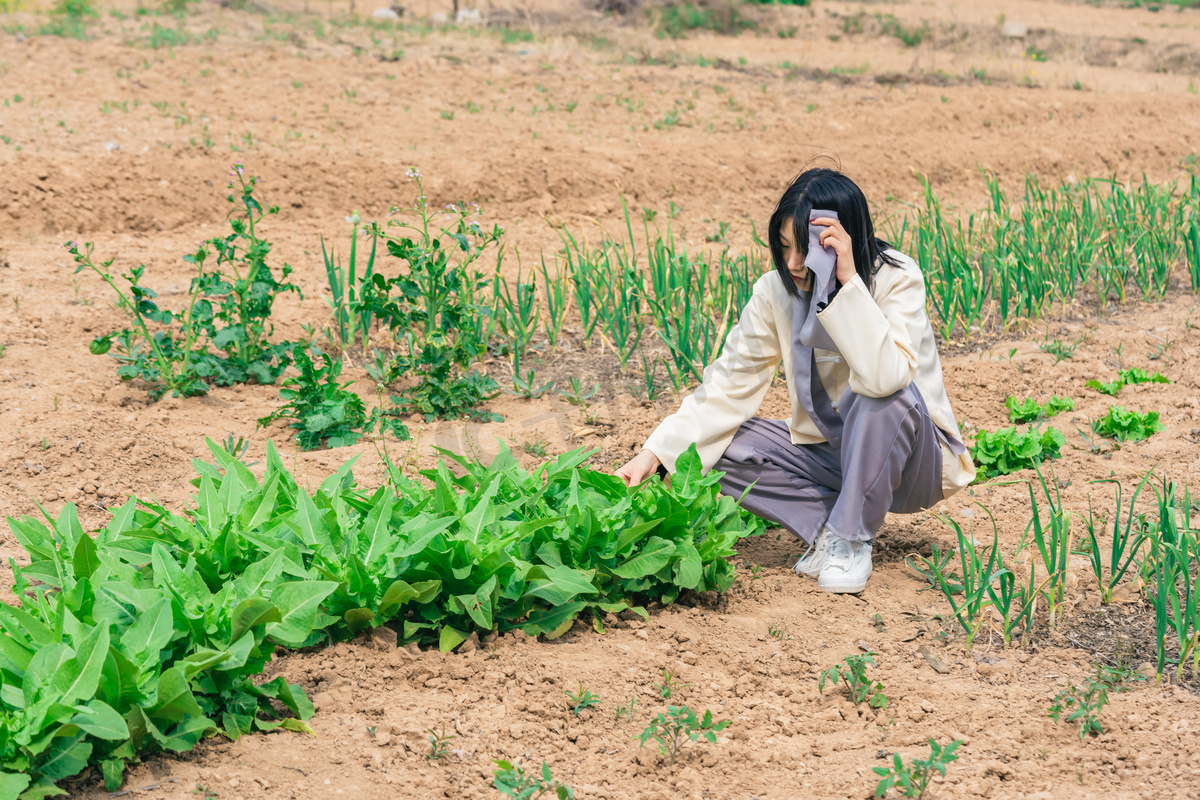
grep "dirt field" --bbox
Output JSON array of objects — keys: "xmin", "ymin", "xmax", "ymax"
[{"xmin": 3, "ymin": 0, "xmax": 1200, "ymax": 797}]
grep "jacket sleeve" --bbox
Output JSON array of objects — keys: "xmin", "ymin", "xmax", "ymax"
[
  {"xmin": 642, "ymin": 277, "xmax": 782, "ymax": 474},
  {"xmin": 815, "ymin": 264, "xmax": 925, "ymax": 398}
]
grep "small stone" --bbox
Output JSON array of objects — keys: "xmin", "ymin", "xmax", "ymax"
[
  {"xmin": 375, "ymin": 731, "xmax": 391, "ymax": 747},
  {"xmin": 635, "ymin": 630, "xmax": 649, "ymax": 640},
  {"xmin": 680, "ymin": 651, "xmax": 698, "ymax": 665},
  {"xmin": 372, "ymin": 6, "xmax": 400, "ymax": 19},
  {"xmin": 1000, "ymin": 21, "xmax": 1028, "ymax": 38},
  {"xmin": 918, "ymin": 646, "xmax": 951, "ymax": 675}
]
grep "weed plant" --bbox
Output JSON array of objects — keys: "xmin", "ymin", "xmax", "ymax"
[
  {"xmin": 356, "ymin": 171, "xmax": 502, "ymax": 422},
  {"xmin": 564, "ymin": 683, "xmax": 600, "ymax": 717},
  {"xmin": 1048, "ymin": 662, "xmax": 1145, "ymax": 740},
  {"xmin": 256, "ymin": 348, "xmax": 408, "ymax": 450},
  {"xmin": 637, "ymin": 706, "xmax": 730, "ymax": 765},
  {"xmin": 492, "ymin": 760, "xmax": 574, "ymax": 800},
  {"xmin": 654, "ymin": 669, "xmax": 692, "ymax": 700},
  {"xmin": 71, "ymin": 166, "xmax": 298, "ymax": 399},
  {"xmin": 873, "ymin": 739, "xmax": 961, "ymax": 798},
  {"xmin": 818, "ymin": 653, "xmax": 887, "ymax": 708},
  {"xmin": 427, "ymin": 724, "xmax": 455, "ymax": 759}
]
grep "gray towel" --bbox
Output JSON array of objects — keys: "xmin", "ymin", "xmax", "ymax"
[{"xmin": 791, "ymin": 209, "xmax": 844, "ymax": 447}]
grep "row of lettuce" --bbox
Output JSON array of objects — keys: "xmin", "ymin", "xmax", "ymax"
[{"xmin": 0, "ymin": 441, "xmax": 762, "ymax": 798}]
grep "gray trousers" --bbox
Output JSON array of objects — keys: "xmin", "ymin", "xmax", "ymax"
[{"xmin": 714, "ymin": 385, "xmax": 944, "ymax": 544}]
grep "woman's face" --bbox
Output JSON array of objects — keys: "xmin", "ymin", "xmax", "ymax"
[{"xmin": 778, "ymin": 220, "xmax": 809, "ymax": 289}]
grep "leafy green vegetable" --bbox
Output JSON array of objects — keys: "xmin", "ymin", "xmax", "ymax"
[
  {"xmin": 1090, "ymin": 406, "xmax": 1164, "ymax": 442},
  {"xmin": 1, "ymin": 440, "xmax": 760, "ymax": 795},
  {"xmin": 257, "ymin": 348, "xmax": 408, "ymax": 451},
  {"xmin": 1086, "ymin": 368, "xmax": 1169, "ymax": 397},
  {"xmin": 970, "ymin": 426, "xmax": 1065, "ymax": 480},
  {"xmin": 1004, "ymin": 395, "xmax": 1074, "ymax": 424}
]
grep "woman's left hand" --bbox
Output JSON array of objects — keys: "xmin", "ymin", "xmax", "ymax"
[{"xmin": 811, "ymin": 216, "xmax": 856, "ymax": 286}]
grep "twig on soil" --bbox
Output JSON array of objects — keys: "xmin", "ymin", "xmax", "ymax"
[
  {"xmin": 108, "ymin": 777, "xmax": 176, "ymax": 797},
  {"xmin": 282, "ymin": 766, "xmax": 309, "ymax": 776}
]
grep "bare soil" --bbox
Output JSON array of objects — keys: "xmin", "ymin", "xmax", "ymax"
[{"xmin": 3, "ymin": 0, "xmax": 1200, "ymax": 798}]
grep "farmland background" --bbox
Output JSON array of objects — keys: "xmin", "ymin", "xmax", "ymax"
[{"xmin": 3, "ymin": 0, "xmax": 1200, "ymax": 798}]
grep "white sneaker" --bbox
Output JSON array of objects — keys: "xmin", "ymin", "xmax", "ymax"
[
  {"xmin": 817, "ymin": 537, "xmax": 873, "ymax": 594},
  {"xmin": 793, "ymin": 526, "xmax": 834, "ymax": 579}
]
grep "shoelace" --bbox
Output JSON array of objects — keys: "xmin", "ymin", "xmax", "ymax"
[
  {"xmin": 797, "ymin": 531, "xmax": 824, "ymax": 564},
  {"xmin": 826, "ymin": 537, "xmax": 852, "ymax": 568}
]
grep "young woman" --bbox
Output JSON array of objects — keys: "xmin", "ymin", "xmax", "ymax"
[{"xmin": 615, "ymin": 167, "xmax": 975, "ymax": 594}]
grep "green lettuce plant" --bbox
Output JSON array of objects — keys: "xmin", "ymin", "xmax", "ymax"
[
  {"xmin": 970, "ymin": 426, "xmax": 1065, "ymax": 480},
  {"xmin": 1090, "ymin": 406, "xmax": 1164, "ymax": 442}
]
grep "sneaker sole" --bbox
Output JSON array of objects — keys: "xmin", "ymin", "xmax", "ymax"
[
  {"xmin": 817, "ymin": 573, "xmax": 871, "ymax": 594},
  {"xmin": 794, "ymin": 562, "xmax": 825, "ymax": 579}
]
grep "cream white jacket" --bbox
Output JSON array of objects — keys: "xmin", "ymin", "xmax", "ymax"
[{"xmin": 643, "ymin": 250, "xmax": 976, "ymax": 497}]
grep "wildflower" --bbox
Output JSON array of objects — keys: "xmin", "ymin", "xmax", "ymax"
[
  {"xmin": 346, "ymin": 211, "xmax": 362, "ymax": 225},
  {"xmin": 445, "ymin": 203, "xmax": 457, "ymax": 212},
  {"xmin": 230, "ymin": 161, "xmax": 244, "ymax": 176},
  {"xmin": 406, "ymin": 166, "xmax": 422, "ymax": 180}
]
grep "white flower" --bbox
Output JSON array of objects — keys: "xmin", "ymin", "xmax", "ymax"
[
  {"xmin": 346, "ymin": 211, "xmax": 362, "ymax": 225},
  {"xmin": 406, "ymin": 166, "xmax": 422, "ymax": 180}
]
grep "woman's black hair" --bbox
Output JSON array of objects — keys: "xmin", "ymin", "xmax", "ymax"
[{"xmin": 767, "ymin": 167, "xmax": 901, "ymax": 298}]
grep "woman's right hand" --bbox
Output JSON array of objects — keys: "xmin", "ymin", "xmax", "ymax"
[{"xmin": 615, "ymin": 448, "xmax": 663, "ymax": 488}]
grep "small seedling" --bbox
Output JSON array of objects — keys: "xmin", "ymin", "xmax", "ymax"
[
  {"xmin": 427, "ymin": 723, "xmax": 455, "ymax": 760},
  {"xmin": 818, "ymin": 653, "xmax": 887, "ymax": 709},
  {"xmin": 748, "ymin": 563, "xmax": 763, "ymax": 581},
  {"xmin": 521, "ymin": 438, "xmax": 549, "ymax": 458},
  {"xmin": 556, "ymin": 377, "xmax": 599, "ymax": 409},
  {"xmin": 1048, "ymin": 682, "xmax": 1108, "ymax": 739},
  {"xmin": 872, "ymin": 613, "xmax": 886, "ymax": 632},
  {"xmin": 492, "ymin": 759, "xmax": 574, "ymax": 800},
  {"xmin": 1038, "ymin": 334, "xmax": 1086, "ymax": 364},
  {"xmin": 637, "ymin": 706, "xmax": 730, "ymax": 766},
  {"xmin": 564, "ymin": 682, "xmax": 600, "ymax": 717},
  {"xmin": 614, "ymin": 694, "xmax": 639, "ymax": 722},
  {"xmin": 873, "ymin": 739, "xmax": 961, "ymax": 798},
  {"xmin": 654, "ymin": 669, "xmax": 691, "ymax": 700},
  {"xmin": 193, "ymin": 786, "xmax": 219, "ymax": 800},
  {"xmin": 220, "ymin": 433, "xmax": 257, "ymax": 466},
  {"xmin": 1048, "ymin": 662, "xmax": 1145, "ymax": 740},
  {"xmin": 768, "ymin": 624, "xmax": 792, "ymax": 641}
]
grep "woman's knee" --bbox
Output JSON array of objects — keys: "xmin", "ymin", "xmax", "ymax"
[{"xmin": 840, "ymin": 385, "xmax": 920, "ymax": 419}]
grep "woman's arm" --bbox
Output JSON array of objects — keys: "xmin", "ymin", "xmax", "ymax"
[
  {"xmin": 815, "ymin": 262, "xmax": 925, "ymax": 398},
  {"xmin": 639, "ymin": 277, "xmax": 783, "ymax": 474}
]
